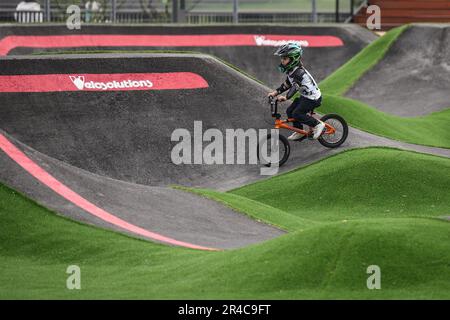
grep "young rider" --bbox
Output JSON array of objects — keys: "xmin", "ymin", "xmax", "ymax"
[{"xmin": 268, "ymin": 43, "xmax": 325, "ymax": 140}]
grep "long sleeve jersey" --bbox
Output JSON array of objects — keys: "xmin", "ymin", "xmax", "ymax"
[{"xmin": 276, "ymin": 66, "xmax": 321, "ymax": 101}]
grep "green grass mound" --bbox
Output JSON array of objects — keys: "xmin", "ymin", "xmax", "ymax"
[
  {"xmin": 1, "ymin": 148, "xmax": 449, "ymax": 299},
  {"xmin": 231, "ymin": 148, "xmax": 450, "ymax": 223},
  {"xmin": 318, "ymin": 25, "xmax": 450, "ymax": 148},
  {"xmin": 318, "ymin": 94, "xmax": 450, "ymax": 148},
  {"xmin": 319, "ymin": 25, "xmax": 407, "ymax": 96},
  {"xmin": 176, "ymin": 186, "xmax": 317, "ymax": 232}
]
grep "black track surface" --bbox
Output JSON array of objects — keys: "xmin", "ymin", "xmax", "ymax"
[
  {"xmin": 346, "ymin": 25, "xmax": 450, "ymax": 116},
  {"xmin": 0, "ymin": 24, "xmax": 377, "ymax": 87},
  {"xmin": 0, "ymin": 53, "xmax": 448, "ymax": 249}
]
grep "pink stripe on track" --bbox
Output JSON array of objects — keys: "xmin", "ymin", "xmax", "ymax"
[
  {"xmin": 0, "ymin": 134, "xmax": 218, "ymax": 251},
  {"xmin": 0, "ymin": 34, "xmax": 344, "ymax": 55}
]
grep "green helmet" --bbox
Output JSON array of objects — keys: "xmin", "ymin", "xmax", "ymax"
[{"xmin": 274, "ymin": 42, "xmax": 304, "ymax": 73}]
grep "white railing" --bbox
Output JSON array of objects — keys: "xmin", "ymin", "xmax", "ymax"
[{"xmin": 13, "ymin": 10, "xmax": 44, "ymax": 23}]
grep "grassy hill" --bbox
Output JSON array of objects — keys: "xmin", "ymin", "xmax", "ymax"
[
  {"xmin": 1, "ymin": 148, "xmax": 448, "ymax": 299},
  {"xmin": 318, "ymin": 25, "xmax": 450, "ymax": 148}
]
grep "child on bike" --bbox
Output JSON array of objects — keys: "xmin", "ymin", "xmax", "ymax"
[{"xmin": 268, "ymin": 42, "xmax": 325, "ymax": 140}]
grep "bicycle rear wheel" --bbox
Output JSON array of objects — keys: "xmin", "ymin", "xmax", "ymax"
[
  {"xmin": 257, "ymin": 132, "xmax": 290, "ymax": 167},
  {"xmin": 318, "ymin": 114, "xmax": 348, "ymax": 148}
]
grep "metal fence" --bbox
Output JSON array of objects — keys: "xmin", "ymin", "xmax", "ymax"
[
  {"xmin": 186, "ymin": 12, "xmax": 351, "ymax": 24},
  {"xmin": 0, "ymin": 9, "xmax": 171, "ymax": 24},
  {"xmin": 3, "ymin": 10, "xmax": 44, "ymax": 23},
  {"xmin": 0, "ymin": 0, "xmax": 361, "ymax": 24}
]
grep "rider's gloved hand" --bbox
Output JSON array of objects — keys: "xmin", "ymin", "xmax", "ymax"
[
  {"xmin": 267, "ymin": 91, "xmax": 278, "ymax": 97},
  {"xmin": 277, "ymin": 96, "xmax": 287, "ymax": 102}
]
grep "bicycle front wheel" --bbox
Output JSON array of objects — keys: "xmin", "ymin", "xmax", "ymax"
[{"xmin": 257, "ymin": 133, "xmax": 290, "ymax": 167}]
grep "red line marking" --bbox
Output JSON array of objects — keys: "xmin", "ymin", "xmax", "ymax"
[
  {"xmin": 0, "ymin": 133, "xmax": 218, "ymax": 251},
  {"xmin": 0, "ymin": 72, "xmax": 209, "ymax": 93},
  {"xmin": 0, "ymin": 34, "xmax": 344, "ymax": 55}
]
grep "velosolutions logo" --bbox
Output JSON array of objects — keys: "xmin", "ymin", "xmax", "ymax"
[
  {"xmin": 0, "ymin": 72, "xmax": 208, "ymax": 93},
  {"xmin": 253, "ymin": 35, "xmax": 309, "ymax": 47},
  {"xmin": 69, "ymin": 75, "xmax": 153, "ymax": 91}
]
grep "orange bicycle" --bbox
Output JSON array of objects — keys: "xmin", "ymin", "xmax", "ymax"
[{"xmin": 258, "ymin": 96, "xmax": 348, "ymax": 167}]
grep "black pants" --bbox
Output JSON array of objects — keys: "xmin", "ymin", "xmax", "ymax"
[{"xmin": 286, "ymin": 96, "xmax": 322, "ymax": 129}]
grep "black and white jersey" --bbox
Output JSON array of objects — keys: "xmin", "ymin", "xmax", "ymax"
[{"xmin": 286, "ymin": 66, "xmax": 321, "ymax": 100}]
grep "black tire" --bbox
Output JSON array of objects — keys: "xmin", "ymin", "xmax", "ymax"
[
  {"xmin": 318, "ymin": 114, "xmax": 348, "ymax": 148},
  {"xmin": 257, "ymin": 133, "xmax": 290, "ymax": 167}
]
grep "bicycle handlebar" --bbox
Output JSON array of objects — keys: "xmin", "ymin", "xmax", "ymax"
[{"xmin": 268, "ymin": 95, "xmax": 280, "ymax": 119}]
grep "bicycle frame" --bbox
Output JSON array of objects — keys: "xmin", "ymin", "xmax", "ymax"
[{"xmin": 269, "ymin": 97, "xmax": 336, "ymax": 136}]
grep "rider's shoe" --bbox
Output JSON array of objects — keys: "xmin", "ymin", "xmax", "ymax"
[
  {"xmin": 287, "ymin": 132, "xmax": 303, "ymax": 141},
  {"xmin": 312, "ymin": 121, "xmax": 326, "ymax": 139}
]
